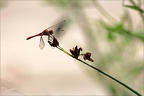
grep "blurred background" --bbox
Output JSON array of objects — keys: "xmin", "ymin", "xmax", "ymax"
[{"xmin": 1, "ymin": 0, "xmax": 143, "ymax": 95}]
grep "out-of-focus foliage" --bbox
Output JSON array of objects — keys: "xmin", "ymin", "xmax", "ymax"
[
  {"xmin": 123, "ymin": 0, "xmax": 144, "ymax": 13},
  {"xmin": 123, "ymin": 0, "xmax": 144, "ymax": 23},
  {"xmin": 124, "ymin": 5, "xmax": 144, "ymax": 12},
  {"xmin": 0, "ymin": 1, "xmax": 4, "ymax": 8},
  {"xmin": 46, "ymin": 0, "xmax": 74, "ymax": 8},
  {"xmin": 0, "ymin": 1, "xmax": 8, "ymax": 9},
  {"xmin": 99, "ymin": 20, "xmax": 144, "ymax": 41},
  {"xmin": 46, "ymin": 0, "xmax": 143, "ymax": 95}
]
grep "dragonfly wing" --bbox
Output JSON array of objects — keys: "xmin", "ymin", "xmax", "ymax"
[
  {"xmin": 48, "ymin": 20, "xmax": 67, "ymax": 38},
  {"xmin": 54, "ymin": 29, "xmax": 66, "ymax": 38},
  {"xmin": 39, "ymin": 36, "xmax": 45, "ymax": 50}
]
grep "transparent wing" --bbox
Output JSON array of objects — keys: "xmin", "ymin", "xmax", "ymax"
[
  {"xmin": 53, "ymin": 21, "xmax": 67, "ymax": 38},
  {"xmin": 39, "ymin": 36, "xmax": 45, "ymax": 50},
  {"xmin": 47, "ymin": 20, "xmax": 67, "ymax": 38},
  {"xmin": 53, "ymin": 29, "xmax": 66, "ymax": 38}
]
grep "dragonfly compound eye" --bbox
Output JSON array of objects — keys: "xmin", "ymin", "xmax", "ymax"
[{"xmin": 49, "ymin": 30, "xmax": 54, "ymax": 35}]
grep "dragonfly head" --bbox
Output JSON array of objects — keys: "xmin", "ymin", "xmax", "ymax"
[
  {"xmin": 48, "ymin": 30, "xmax": 54, "ymax": 35},
  {"xmin": 42, "ymin": 29, "xmax": 53, "ymax": 35},
  {"xmin": 42, "ymin": 29, "xmax": 49, "ymax": 35}
]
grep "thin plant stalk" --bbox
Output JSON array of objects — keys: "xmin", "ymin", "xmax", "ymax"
[{"xmin": 57, "ymin": 46, "xmax": 142, "ymax": 96}]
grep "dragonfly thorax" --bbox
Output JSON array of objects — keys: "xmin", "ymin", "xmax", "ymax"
[
  {"xmin": 42, "ymin": 29, "xmax": 53, "ymax": 35},
  {"xmin": 48, "ymin": 30, "xmax": 54, "ymax": 35}
]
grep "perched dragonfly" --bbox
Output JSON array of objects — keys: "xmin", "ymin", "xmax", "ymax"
[{"xmin": 26, "ymin": 20, "xmax": 66, "ymax": 49}]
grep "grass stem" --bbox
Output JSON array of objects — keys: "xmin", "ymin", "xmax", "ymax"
[{"xmin": 57, "ymin": 46, "xmax": 142, "ymax": 96}]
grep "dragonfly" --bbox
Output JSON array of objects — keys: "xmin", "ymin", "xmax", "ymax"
[{"xmin": 26, "ymin": 20, "xmax": 66, "ymax": 49}]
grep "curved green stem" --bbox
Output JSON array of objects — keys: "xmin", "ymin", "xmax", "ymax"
[{"xmin": 57, "ymin": 46, "xmax": 142, "ymax": 96}]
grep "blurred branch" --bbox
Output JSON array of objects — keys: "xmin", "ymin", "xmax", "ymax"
[
  {"xmin": 99, "ymin": 20, "xmax": 144, "ymax": 41},
  {"xmin": 92, "ymin": 0, "xmax": 118, "ymax": 23},
  {"xmin": 121, "ymin": 10, "xmax": 134, "ymax": 30},
  {"xmin": 0, "ymin": 1, "xmax": 7, "ymax": 8},
  {"xmin": 92, "ymin": 0, "xmax": 144, "ymax": 42},
  {"xmin": 123, "ymin": 0, "xmax": 144, "ymax": 22}
]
